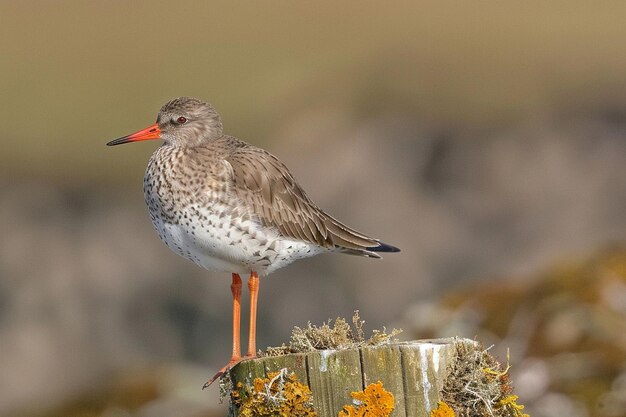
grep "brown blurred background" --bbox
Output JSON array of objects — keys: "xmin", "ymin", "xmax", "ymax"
[{"xmin": 1, "ymin": 2, "xmax": 625, "ymax": 417}]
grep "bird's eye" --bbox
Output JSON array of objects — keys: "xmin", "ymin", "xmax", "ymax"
[{"xmin": 176, "ymin": 116, "xmax": 188, "ymax": 124}]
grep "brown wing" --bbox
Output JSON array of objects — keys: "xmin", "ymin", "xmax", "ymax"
[{"xmin": 225, "ymin": 144, "xmax": 384, "ymax": 255}]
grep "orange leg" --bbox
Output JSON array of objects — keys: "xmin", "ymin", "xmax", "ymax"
[
  {"xmin": 203, "ymin": 273, "xmax": 243, "ymax": 389},
  {"xmin": 230, "ymin": 273, "xmax": 243, "ymax": 361},
  {"xmin": 245, "ymin": 271, "xmax": 260, "ymax": 358}
]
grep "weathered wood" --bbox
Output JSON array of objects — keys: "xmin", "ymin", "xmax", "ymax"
[
  {"xmin": 399, "ymin": 340, "xmax": 457, "ymax": 417},
  {"xmin": 361, "ymin": 344, "xmax": 405, "ymax": 417},
  {"xmin": 229, "ymin": 355, "xmax": 265, "ymax": 388},
  {"xmin": 227, "ymin": 338, "xmax": 463, "ymax": 417},
  {"xmin": 258, "ymin": 351, "xmax": 308, "ymax": 383},
  {"xmin": 308, "ymin": 348, "xmax": 364, "ymax": 417}
]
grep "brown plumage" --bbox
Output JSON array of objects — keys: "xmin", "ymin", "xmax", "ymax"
[
  {"xmin": 225, "ymin": 135, "xmax": 393, "ymax": 255},
  {"xmin": 107, "ymin": 96, "xmax": 399, "ymax": 386}
]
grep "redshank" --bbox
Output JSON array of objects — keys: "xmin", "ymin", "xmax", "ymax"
[{"xmin": 107, "ymin": 97, "xmax": 399, "ymax": 386}]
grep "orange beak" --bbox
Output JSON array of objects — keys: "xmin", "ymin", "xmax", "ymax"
[{"xmin": 107, "ymin": 123, "xmax": 161, "ymax": 146}]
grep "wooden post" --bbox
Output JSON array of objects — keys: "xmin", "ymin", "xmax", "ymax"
[{"xmin": 226, "ymin": 338, "xmax": 462, "ymax": 417}]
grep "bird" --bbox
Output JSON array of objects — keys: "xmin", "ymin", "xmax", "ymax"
[{"xmin": 106, "ymin": 97, "xmax": 400, "ymax": 387}]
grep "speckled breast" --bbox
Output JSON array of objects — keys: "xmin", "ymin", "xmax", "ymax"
[{"xmin": 142, "ymin": 146, "xmax": 325, "ymax": 275}]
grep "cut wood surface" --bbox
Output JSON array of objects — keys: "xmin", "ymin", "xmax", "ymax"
[{"xmin": 227, "ymin": 338, "xmax": 463, "ymax": 417}]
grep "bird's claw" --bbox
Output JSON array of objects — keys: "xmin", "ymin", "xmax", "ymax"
[
  {"xmin": 203, "ymin": 369, "xmax": 227, "ymax": 389},
  {"xmin": 202, "ymin": 355, "xmax": 256, "ymax": 390}
]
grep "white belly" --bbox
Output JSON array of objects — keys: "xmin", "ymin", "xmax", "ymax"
[{"xmin": 150, "ymin": 203, "xmax": 326, "ymax": 276}]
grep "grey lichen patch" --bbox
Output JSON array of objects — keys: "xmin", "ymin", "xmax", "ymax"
[
  {"xmin": 219, "ymin": 370, "xmax": 234, "ymax": 404},
  {"xmin": 262, "ymin": 311, "xmax": 402, "ymax": 356},
  {"xmin": 441, "ymin": 340, "xmax": 529, "ymax": 417}
]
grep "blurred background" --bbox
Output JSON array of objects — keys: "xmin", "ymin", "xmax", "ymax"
[{"xmin": 1, "ymin": 2, "xmax": 625, "ymax": 417}]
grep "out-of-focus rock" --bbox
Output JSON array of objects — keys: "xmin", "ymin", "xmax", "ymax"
[{"xmin": 598, "ymin": 371, "xmax": 626, "ymax": 417}]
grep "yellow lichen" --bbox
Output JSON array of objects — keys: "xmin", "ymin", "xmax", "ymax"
[
  {"xmin": 338, "ymin": 381, "xmax": 394, "ymax": 417},
  {"xmin": 484, "ymin": 348, "xmax": 511, "ymax": 379},
  {"xmin": 231, "ymin": 369, "xmax": 316, "ymax": 417},
  {"xmin": 498, "ymin": 395, "xmax": 530, "ymax": 417},
  {"xmin": 430, "ymin": 401, "xmax": 456, "ymax": 417}
]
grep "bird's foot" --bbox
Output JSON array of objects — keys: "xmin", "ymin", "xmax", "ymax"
[{"xmin": 202, "ymin": 354, "xmax": 257, "ymax": 389}]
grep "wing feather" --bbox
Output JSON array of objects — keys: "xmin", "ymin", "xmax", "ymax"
[{"xmin": 225, "ymin": 145, "xmax": 381, "ymax": 252}]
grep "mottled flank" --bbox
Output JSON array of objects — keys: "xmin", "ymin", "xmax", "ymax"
[{"xmin": 143, "ymin": 97, "xmax": 399, "ymax": 276}]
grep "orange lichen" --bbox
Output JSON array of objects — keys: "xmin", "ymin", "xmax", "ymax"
[
  {"xmin": 338, "ymin": 381, "xmax": 395, "ymax": 417},
  {"xmin": 231, "ymin": 369, "xmax": 316, "ymax": 417},
  {"xmin": 430, "ymin": 401, "xmax": 456, "ymax": 417}
]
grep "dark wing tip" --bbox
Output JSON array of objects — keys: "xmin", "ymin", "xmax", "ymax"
[{"xmin": 367, "ymin": 241, "xmax": 400, "ymax": 253}]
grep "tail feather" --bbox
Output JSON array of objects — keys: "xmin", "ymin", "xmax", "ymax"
[
  {"xmin": 339, "ymin": 248, "xmax": 382, "ymax": 258},
  {"xmin": 319, "ymin": 212, "xmax": 400, "ymax": 257},
  {"xmin": 367, "ymin": 241, "xmax": 401, "ymax": 253},
  {"xmin": 338, "ymin": 240, "xmax": 400, "ymax": 259}
]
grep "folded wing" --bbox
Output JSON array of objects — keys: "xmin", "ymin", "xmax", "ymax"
[{"xmin": 225, "ymin": 145, "xmax": 399, "ymax": 258}]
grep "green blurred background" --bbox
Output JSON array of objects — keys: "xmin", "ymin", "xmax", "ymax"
[{"xmin": 1, "ymin": 2, "xmax": 625, "ymax": 417}]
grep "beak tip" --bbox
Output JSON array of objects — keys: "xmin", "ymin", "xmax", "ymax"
[
  {"xmin": 106, "ymin": 138, "xmax": 126, "ymax": 146},
  {"xmin": 107, "ymin": 123, "xmax": 161, "ymax": 147}
]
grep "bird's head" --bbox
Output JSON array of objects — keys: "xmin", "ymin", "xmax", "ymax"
[{"xmin": 107, "ymin": 97, "xmax": 223, "ymax": 148}]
